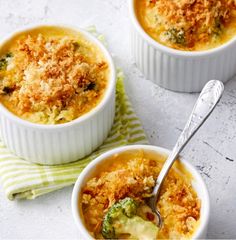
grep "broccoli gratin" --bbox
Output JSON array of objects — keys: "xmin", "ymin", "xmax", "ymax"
[
  {"xmin": 135, "ymin": 0, "xmax": 236, "ymax": 51},
  {"xmin": 0, "ymin": 26, "xmax": 109, "ymax": 124}
]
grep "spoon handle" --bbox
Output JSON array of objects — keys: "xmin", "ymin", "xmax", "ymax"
[{"xmin": 152, "ymin": 80, "xmax": 224, "ymax": 201}]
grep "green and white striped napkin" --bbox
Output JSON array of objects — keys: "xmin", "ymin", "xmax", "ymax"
[{"xmin": 0, "ymin": 70, "xmax": 148, "ymax": 200}]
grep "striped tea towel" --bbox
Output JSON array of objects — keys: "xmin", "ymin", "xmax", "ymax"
[{"xmin": 0, "ymin": 70, "xmax": 148, "ymax": 200}]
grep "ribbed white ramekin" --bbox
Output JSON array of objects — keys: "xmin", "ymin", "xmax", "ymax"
[
  {"xmin": 0, "ymin": 24, "xmax": 116, "ymax": 165},
  {"xmin": 72, "ymin": 145, "xmax": 210, "ymax": 239},
  {"xmin": 129, "ymin": 0, "xmax": 236, "ymax": 92}
]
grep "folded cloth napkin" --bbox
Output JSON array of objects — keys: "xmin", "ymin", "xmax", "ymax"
[{"xmin": 0, "ymin": 70, "xmax": 148, "ymax": 200}]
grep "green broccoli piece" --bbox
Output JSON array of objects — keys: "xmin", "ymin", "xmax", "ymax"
[
  {"xmin": 84, "ymin": 82, "xmax": 96, "ymax": 91},
  {"xmin": 165, "ymin": 28, "xmax": 185, "ymax": 45},
  {"xmin": 6, "ymin": 52, "xmax": 13, "ymax": 58},
  {"xmin": 102, "ymin": 197, "xmax": 159, "ymax": 240},
  {"xmin": 0, "ymin": 58, "xmax": 7, "ymax": 70},
  {"xmin": 212, "ymin": 18, "xmax": 223, "ymax": 37},
  {"xmin": 0, "ymin": 52, "xmax": 13, "ymax": 70},
  {"xmin": 73, "ymin": 42, "xmax": 80, "ymax": 51}
]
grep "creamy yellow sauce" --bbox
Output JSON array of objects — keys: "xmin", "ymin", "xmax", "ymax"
[
  {"xmin": 0, "ymin": 26, "xmax": 109, "ymax": 124},
  {"xmin": 81, "ymin": 149, "xmax": 201, "ymax": 239},
  {"xmin": 135, "ymin": 0, "xmax": 236, "ymax": 51}
]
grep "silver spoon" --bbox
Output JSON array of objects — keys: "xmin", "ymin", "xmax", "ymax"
[{"xmin": 148, "ymin": 80, "xmax": 224, "ymax": 227}]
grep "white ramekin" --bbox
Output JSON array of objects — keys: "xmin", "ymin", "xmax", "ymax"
[
  {"xmin": 129, "ymin": 0, "xmax": 236, "ymax": 92},
  {"xmin": 72, "ymin": 145, "xmax": 210, "ymax": 240},
  {"xmin": 0, "ymin": 24, "xmax": 116, "ymax": 165}
]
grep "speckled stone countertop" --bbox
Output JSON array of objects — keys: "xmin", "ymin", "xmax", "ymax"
[{"xmin": 0, "ymin": 0, "xmax": 235, "ymax": 239}]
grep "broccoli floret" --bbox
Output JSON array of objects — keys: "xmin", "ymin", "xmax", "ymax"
[
  {"xmin": 212, "ymin": 18, "xmax": 223, "ymax": 37},
  {"xmin": 0, "ymin": 58, "xmax": 7, "ymax": 70},
  {"xmin": 73, "ymin": 42, "xmax": 80, "ymax": 51},
  {"xmin": 0, "ymin": 52, "xmax": 13, "ymax": 70},
  {"xmin": 102, "ymin": 197, "xmax": 159, "ymax": 240},
  {"xmin": 84, "ymin": 82, "xmax": 96, "ymax": 91},
  {"xmin": 165, "ymin": 28, "xmax": 185, "ymax": 45},
  {"xmin": 6, "ymin": 52, "xmax": 13, "ymax": 58}
]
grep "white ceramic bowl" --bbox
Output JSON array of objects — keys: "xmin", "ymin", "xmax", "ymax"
[
  {"xmin": 129, "ymin": 0, "xmax": 236, "ymax": 92},
  {"xmin": 0, "ymin": 24, "xmax": 116, "ymax": 165},
  {"xmin": 72, "ymin": 145, "xmax": 210, "ymax": 239}
]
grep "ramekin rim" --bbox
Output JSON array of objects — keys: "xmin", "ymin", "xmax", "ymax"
[
  {"xmin": 129, "ymin": 0, "xmax": 236, "ymax": 58},
  {"xmin": 0, "ymin": 23, "xmax": 116, "ymax": 130},
  {"xmin": 71, "ymin": 144, "xmax": 210, "ymax": 240}
]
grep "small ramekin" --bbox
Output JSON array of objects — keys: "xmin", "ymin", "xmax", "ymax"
[
  {"xmin": 0, "ymin": 24, "xmax": 116, "ymax": 165},
  {"xmin": 72, "ymin": 145, "xmax": 210, "ymax": 239},
  {"xmin": 129, "ymin": 0, "xmax": 236, "ymax": 92}
]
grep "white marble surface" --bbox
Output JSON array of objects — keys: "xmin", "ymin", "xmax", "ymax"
[{"xmin": 0, "ymin": 0, "xmax": 236, "ymax": 239}]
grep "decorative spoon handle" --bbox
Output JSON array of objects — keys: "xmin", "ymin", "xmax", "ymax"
[{"xmin": 151, "ymin": 80, "xmax": 224, "ymax": 209}]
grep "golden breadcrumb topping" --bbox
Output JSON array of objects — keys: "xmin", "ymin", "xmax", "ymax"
[
  {"xmin": 0, "ymin": 30, "xmax": 109, "ymax": 124},
  {"xmin": 81, "ymin": 150, "xmax": 200, "ymax": 239},
  {"xmin": 136, "ymin": 0, "xmax": 236, "ymax": 50}
]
